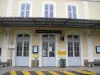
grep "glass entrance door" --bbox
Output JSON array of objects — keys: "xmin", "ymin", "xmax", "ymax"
[
  {"xmin": 68, "ymin": 35, "xmax": 81, "ymax": 66},
  {"xmin": 42, "ymin": 34, "xmax": 56, "ymax": 66},
  {"xmin": 16, "ymin": 34, "xmax": 30, "ymax": 66}
]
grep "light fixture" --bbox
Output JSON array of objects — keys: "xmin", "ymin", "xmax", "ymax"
[{"xmin": 60, "ymin": 34, "xmax": 64, "ymax": 41}]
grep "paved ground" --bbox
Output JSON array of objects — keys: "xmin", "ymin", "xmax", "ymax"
[
  {"xmin": 0, "ymin": 66, "xmax": 100, "ymax": 75},
  {"xmin": 3, "ymin": 70, "xmax": 97, "ymax": 75}
]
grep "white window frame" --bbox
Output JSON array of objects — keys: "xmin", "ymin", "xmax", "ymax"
[
  {"xmin": 18, "ymin": 1, "xmax": 32, "ymax": 17},
  {"xmin": 42, "ymin": 1, "xmax": 56, "ymax": 17},
  {"xmin": 66, "ymin": 3, "xmax": 79, "ymax": 19}
]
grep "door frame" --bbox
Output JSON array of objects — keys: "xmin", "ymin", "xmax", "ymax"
[
  {"xmin": 65, "ymin": 31, "xmax": 84, "ymax": 66},
  {"xmin": 12, "ymin": 30, "xmax": 32, "ymax": 67},
  {"xmin": 39, "ymin": 33, "xmax": 58, "ymax": 67}
]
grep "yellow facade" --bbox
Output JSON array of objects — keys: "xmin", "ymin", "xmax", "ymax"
[
  {"xmin": 3, "ymin": 27, "xmax": 89, "ymax": 59},
  {"xmin": 0, "ymin": 26, "xmax": 99, "ymax": 66},
  {"xmin": 0, "ymin": 0, "xmax": 100, "ymax": 19},
  {"xmin": 0, "ymin": 27, "xmax": 97, "ymax": 64},
  {"xmin": 0, "ymin": 0, "xmax": 100, "ymax": 67},
  {"xmin": 11, "ymin": 0, "xmax": 85, "ymax": 18},
  {"xmin": 0, "ymin": 0, "xmax": 8, "ymax": 17},
  {"xmin": 88, "ymin": 1, "xmax": 100, "ymax": 19}
]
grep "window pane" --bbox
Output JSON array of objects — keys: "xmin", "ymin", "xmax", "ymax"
[
  {"xmin": 26, "ymin": 11, "xmax": 29, "ymax": 17},
  {"xmin": 73, "ymin": 12, "xmax": 77, "ymax": 18},
  {"xmin": 72, "ymin": 6, "xmax": 76, "ymax": 12},
  {"xmin": 45, "ymin": 4, "xmax": 48, "ymax": 10},
  {"xmin": 18, "ymin": 34, "xmax": 23, "ymax": 38},
  {"xmin": 42, "ymin": 49, "xmax": 48, "ymax": 57},
  {"xmin": 68, "ymin": 35, "xmax": 72, "ymax": 40},
  {"xmin": 68, "ymin": 12, "xmax": 72, "ymax": 18},
  {"xmin": 49, "ymin": 35, "xmax": 55, "ymax": 40},
  {"xmin": 74, "ymin": 40, "xmax": 80, "ymax": 57},
  {"xmin": 21, "ymin": 4, "xmax": 25, "ymax": 10},
  {"xmin": 24, "ymin": 41, "xmax": 29, "ymax": 56},
  {"xmin": 43, "ymin": 35, "xmax": 48, "ymax": 40},
  {"xmin": 24, "ymin": 34, "xmax": 30, "ymax": 38},
  {"xmin": 42, "ymin": 41, "xmax": 48, "ymax": 57},
  {"xmin": 45, "ymin": 11, "xmax": 48, "ymax": 17},
  {"xmin": 26, "ymin": 4, "xmax": 30, "ymax": 10},
  {"xmin": 24, "ymin": 48, "xmax": 29, "ymax": 56},
  {"xmin": 49, "ymin": 51, "xmax": 55, "ymax": 57},
  {"xmin": 20, "ymin": 11, "xmax": 24, "ymax": 17},
  {"xmin": 75, "ymin": 52, "xmax": 80, "ymax": 57},
  {"xmin": 50, "ymin": 11, "xmax": 53, "ymax": 18},
  {"xmin": 50, "ymin": 5, "xmax": 53, "ymax": 11},
  {"xmin": 68, "ymin": 6, "xmax": 71, "ymax": 11},
  {"xmin": 16, "ymin": 42, "xmax": 22, "ymax": 56},
  {"xmin": 68, "ymin": 42, "xmax": 73, "ymax": 57},
  {"xmin": 68, "ymin": 36, "xmax": 73, "ymax": 42},
  {"xmin": 74, "ymin": 35, "xmax": 79, "ymax": 41}
]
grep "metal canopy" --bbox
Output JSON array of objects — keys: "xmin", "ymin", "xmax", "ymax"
[{"xmin": 0, "ymin": 17, "xmax": 100, "ymax": 28}]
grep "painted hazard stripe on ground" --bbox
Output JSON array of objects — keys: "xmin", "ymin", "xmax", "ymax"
[
  {"xmin": 61, "ymin": 71, "xmax": 77, "ymax": 75},
  {"xmin": 28, "ymin": 71, "xmax": 38, "ymax": 75},
  {"xmin": 16, "ymin": 71, "xmax": 23, "ymax": 75},
  {"xmin": 55, "ymin": 71, "xmax": 67, "ymax": 75},
  {"xmin": 10, "ymin": 70, "xmax": 17, "ymax": 75},
  {"xmin": 42, "ymin": 71, "xmax": 52, "ymax": 75},
  {"xmin": 3, "ymin": 70, "xmax": 97, "ymax": 75},
  {"xmin": 3, "ymin": 72, "xmax": 10, "ymax": 75},
  {"xmin": 68, "ymin": 71, "xmax": 86, "ymax": 75},
  {"xmin": 76, "ymin": 70, "xmax": 96, "ymax": 75},
  {"xmin": 22, "ymin": 71, "xmax": 31, "ymax": 75},
  {"xmin": 36, "ymin": 71, "xmax": 45, "ymax": 75},
  {"xmin": 48, "ymin": 71, "xmax": 60, "ymax": 75}
]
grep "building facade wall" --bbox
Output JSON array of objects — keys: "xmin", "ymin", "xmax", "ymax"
[
  {"xmin": 6, "ymin": 27, "xmax": 89, "ymax": 66},
  {"xmin": 0, "ymin": 27, "xmax": 99, "ymax": 66},
  {"xmin": 0, "ymin": 0, "xmax": 8, "ymax": 16},
  {"xmin": 0, "ymin": 27, "xmax": 4, "ymax": 60},
  {"xmin": 0, "ymin": 0, "xmax": 100, "ymax": 19},
  {"xmin": 92, "ymin": 30, "xmax": 100, "ymax": 58},
  {"xmin": 88, "ymin": 1, "xmax": 100, "ymax": 19},
  {"xmin": 11, "ymin": 0, "xmax": 85, "ymax": 18},
  {"xmin": 0, "ymin": 0, "xmax": 100, "ymax": 67}
]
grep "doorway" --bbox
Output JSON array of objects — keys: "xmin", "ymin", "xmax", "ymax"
[
  {"xmin": 67, "ymin": 35, "xmax": 81, "ymax": 66},
  {"xmin": 42, "ymin": 34, "xmax": 56, "ymax": 66}
]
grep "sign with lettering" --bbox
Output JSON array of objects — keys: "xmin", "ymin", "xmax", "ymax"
[
  {"xmin": 57, "ymin": 51, "xmax": 66, "ymax": 55},
  {"xmin": 8, "ymin": 45, "xmax": 15, "ymax": 49}
]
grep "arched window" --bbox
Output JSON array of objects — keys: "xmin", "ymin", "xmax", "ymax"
[{"xmin": 17, "ymin": 34, "xmax": 30, "ymax": 40}]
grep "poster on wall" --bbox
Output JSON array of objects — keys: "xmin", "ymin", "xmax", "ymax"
[
  {"xmin": 57, "ymin": 48, "xmax": 67, "ymax": 55},
  {"xmin": 8, "ymin": 45, "xmax": 15, "ymax": 49},
  {"xmin": 33, "ymin": 46, "xmax": 39, "ymax": 53},
  {"xmin": 96, "ymin": 46, "xmax": 100, "ymax": 54}
]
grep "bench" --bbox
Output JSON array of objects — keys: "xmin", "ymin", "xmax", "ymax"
[
  {"xmin": 94, "ymin": 60, "xmax": 100, "ymax": 66},
  {"xmin": 88, "ymin": 60, "xmax": 100, "ymax": 67},
  {"xmin": 0, "ymin": 61, "xmax": 8, "ymax": 67}
]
